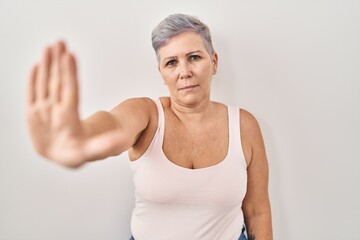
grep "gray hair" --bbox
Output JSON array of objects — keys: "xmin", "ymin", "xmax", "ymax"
[{"xmin": 151, "ymin": 13, "xmax": 215, "ymax": 61}]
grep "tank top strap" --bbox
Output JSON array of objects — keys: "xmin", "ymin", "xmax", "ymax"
[
  {"xmin": 227, "ymin": 106, "xmax": 247, "ymax": 168},
  {"xmin": 153, "ymin": 98, "xmax": 165, "ymax": 146}
]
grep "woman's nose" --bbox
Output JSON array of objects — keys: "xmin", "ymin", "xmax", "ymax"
[
  {"xmin": 180, "ymin": 72, "xmax": 192, "ymax": 79},
  {"xmin": 179, "ymin": 62, "xmax": 192, "ymax": 79}
]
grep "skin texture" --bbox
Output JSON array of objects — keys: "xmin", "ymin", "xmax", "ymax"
[
  {"xmin": 158, "ymin": 31, "xmax": 217, "ymax": 109},
  {"xmin": 26, "ymin": 32, "xmax": 272, "ymax": 238}
]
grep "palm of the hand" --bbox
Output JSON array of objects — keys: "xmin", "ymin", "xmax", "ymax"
[{"xmin": 26, "ymin": 41, "xmax": 85, "ymax": 167}]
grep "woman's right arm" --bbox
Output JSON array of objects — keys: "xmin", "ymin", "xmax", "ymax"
[{"xmin": 26, "ymin": 41, "xmax": 150, "ymax": 168}]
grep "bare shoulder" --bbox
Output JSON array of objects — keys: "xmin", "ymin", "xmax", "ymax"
[
  {"xmin": 120, "ymin": 98, "xmax": 158, "ymax": 160},
  {"xmin": 111, "ymin": 97, "xmax": 156, "ymax": 114},
  {"xmin": 239, "ymin": 109, "xmax": 265, "ymax": 167},
  {"xmin": 109, "ymin": 97, "xmax": 157, "ymax": 124},
  {"xmin": 240, "ymin": 109, "xmax": 262, "ymax": 135},
  {"xmin": 109, "ymin": 97, "xmax": 157, "ymax": 143}
]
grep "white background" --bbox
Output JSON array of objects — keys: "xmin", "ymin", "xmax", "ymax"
[{"xmin": 0, "ymin": 0, "xmax": 359, "ymax": 239}]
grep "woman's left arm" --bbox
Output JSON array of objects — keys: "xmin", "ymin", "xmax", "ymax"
[{"xmin": 240, "ymin": 109, "xmax": 273, "ymax": 240}]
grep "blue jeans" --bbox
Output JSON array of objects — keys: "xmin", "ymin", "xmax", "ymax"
[{"xmin": 129, "ymin": 225, "xmax": 247, "ymax": 240}]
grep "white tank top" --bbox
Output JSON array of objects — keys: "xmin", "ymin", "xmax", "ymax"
[{"xmin": 129, "ymin": 99, "xmax": 248, "ymax": 240}]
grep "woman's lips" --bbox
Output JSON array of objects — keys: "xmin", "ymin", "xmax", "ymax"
[{"xmin": 179, "ymin": 84, "xmax": 199, "ymax": 90}]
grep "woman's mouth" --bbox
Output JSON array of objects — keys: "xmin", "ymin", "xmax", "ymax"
[{"xmin": 179, "ymin": 84, "xmax": 199, "ymax": 90}]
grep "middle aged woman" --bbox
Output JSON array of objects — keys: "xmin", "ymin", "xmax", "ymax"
[{"xmin": 26, "ymin": 13, "xmax": 272, "ymax": 240}]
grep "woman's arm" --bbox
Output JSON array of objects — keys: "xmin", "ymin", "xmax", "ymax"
[
  {"xmin": 26, "ymin": 41, "xmax": 151, "ymax": 168},
  {"xmin": 240, "ymin": 109, "xmax": 273, "ymax": 239}
]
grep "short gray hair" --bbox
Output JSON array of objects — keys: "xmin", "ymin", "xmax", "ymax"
[{"xmin": 151, "ymin": 13, "xmax": 215, "ymax": 61}]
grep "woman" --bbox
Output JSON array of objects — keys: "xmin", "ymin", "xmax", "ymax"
[{"xmin": 26, "ymin": 14, "xmax": 272, "ymax": 240}]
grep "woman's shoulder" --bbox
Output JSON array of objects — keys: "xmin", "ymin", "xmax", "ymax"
[
  {"xmin": 239, "ymin": 108, "xmax": 265, "ymax": 166},
  {"xmin": 112, "ymin": 97, "xmax": 158, "ymax": 112},
  {"xmin": 239, "ymin": 108, "xmax": 263, "ymax": 142},
  {"xmin": 211, "ymin": 101, "xmax": 258, "ymax": 124},
  {"xmin": 120, "ymin": 97, "xmax": 157, "ymax": 106},
  {"xmin": 239, "ymin": 108, "xmax": 259, "ymax": 129},
  {"xmin": 125, "ymin": 97, "xmax": 159, "ymax": 160},
  {"xmin": 110, "ymin": 97, "xmax": 159, "ymax": 128}
]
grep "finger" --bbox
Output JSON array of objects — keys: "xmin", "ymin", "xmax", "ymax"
[
  {"xmin": 49, "ymin": 41, "xmax": 66, "ymax": 103},
  {"xmin": 36, "ymin": 47, "xmax": 51, "ymax": 100},
  {"xmin": 27, "ymin": 64, "xmax": 38, "ymax": 106},
  {"xmin": 61, "ymin": 53, "xmax": 79, "ymax": 108}
]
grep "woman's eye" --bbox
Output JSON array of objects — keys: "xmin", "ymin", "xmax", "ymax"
[
  {"xmin": 166, "ymin": 60, "xmax": 177, "ymax": 67},
  {"xmin": 189, "ymin": 55, "xmax": 201, "ymax": 61}
]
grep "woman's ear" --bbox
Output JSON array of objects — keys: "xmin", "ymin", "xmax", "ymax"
[{"xmin": 212, "ymin": 52, "xmax": 218, "ymax": 75}]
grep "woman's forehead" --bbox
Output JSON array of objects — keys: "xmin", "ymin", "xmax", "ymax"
[{"xmin": 158, "ymin": 32, "xmax": 206, "ymax": 60}]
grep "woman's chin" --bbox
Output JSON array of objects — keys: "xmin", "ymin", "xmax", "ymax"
[{"xmin": 172, "ymin": 93, "xmax": 209, "ymax": 106}]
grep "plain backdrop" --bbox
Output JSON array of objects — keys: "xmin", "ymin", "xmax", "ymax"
[{"xmin": 0, "ymin": 0, "xmax": 359, "ymax": 239}]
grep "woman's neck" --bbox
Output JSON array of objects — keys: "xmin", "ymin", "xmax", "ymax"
[{"xmin": 165, "ymin": 96, "xmax": 214, "ymax": 125}]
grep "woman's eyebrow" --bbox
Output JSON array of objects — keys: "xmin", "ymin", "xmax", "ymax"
[
  {"xmin": 185, "ymin": 50, "xmax": 202, "ymax": 56},
  {"xmin": 162, "ymin": 50, "xmax": 203, "ymax": 63},
  {"xmin": 163, "ymin": 56, "xmax": 177, "ymax": 62}
]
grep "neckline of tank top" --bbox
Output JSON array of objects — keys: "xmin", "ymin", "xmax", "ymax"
[
  {"xmin": 159, "ymin": 144, "xmax": 231, "ymax": 172},
  {"xmin": 130, "ymin": 99, "xmax": 236, "ymax": 172},
  {"xmin": 157, "ymin": 98, "xmax": 233, "ymax": 172}
]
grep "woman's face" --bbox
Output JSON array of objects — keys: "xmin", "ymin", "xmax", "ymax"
[{"xmin": 158, "ymin": 31, "xmax": 218, "ymax": 106}]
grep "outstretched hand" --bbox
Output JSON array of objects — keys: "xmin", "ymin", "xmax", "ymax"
[
  {"xmin": 26, "ymin": 41, "xmax": 87, "ymax": 167},
  {"xmin": 27, "ymin": 41, "xmax": 146, "ymax": 168}
]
